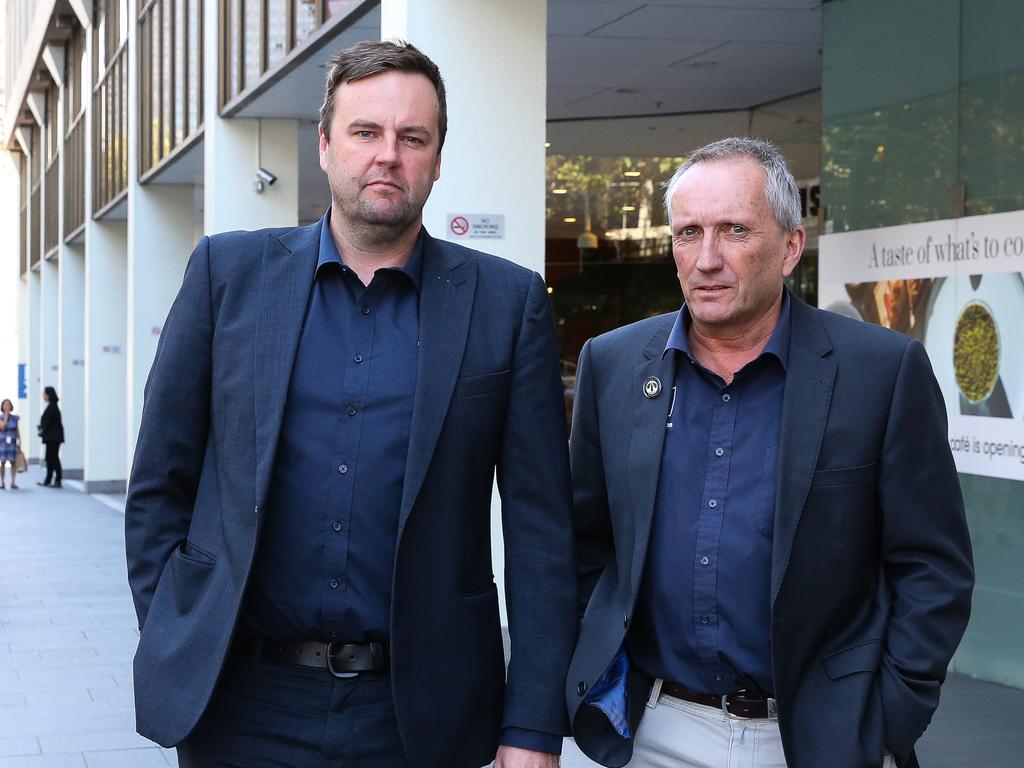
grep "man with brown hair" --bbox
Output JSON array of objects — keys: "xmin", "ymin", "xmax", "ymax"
[{"xmin": 126, "ymin": 40, "xmax": 574, "ymax": 768}]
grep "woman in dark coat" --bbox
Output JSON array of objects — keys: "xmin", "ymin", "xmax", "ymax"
[{"xmin": 37, "ymin": 386, "xmax": 64, "ymax": 488}]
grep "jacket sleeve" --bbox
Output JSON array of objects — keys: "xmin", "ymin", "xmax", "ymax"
[
  {"xmin": 124, "ymin": 236, "xmax": 214, "ymax": 629},
  {"xmin": 877, "ymin": 339, "xmax": 974, "ymax": 761},
  {"xmin": 496, "ymin": 271, "xmax": 578, "ymax": 739},
  {"xmin": 569, "ymin": 339, "xmax": 615, "ymax": 620}
]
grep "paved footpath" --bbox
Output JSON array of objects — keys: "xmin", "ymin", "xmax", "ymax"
[
  {"xmin": 3, "ymin": 464, "xmax": 1024, "ymax": 767},
  {"xmin": 0, "ymin": 465, "xmax": 175, "ymax": 768}
]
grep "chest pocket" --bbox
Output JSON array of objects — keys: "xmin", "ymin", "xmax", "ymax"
[{"xmin": 455, "ymin": 369, "xmax": 511, "ymax": 399}]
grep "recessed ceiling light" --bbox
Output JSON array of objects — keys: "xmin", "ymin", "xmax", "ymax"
[
  {"xmin": 621, "ymin": 205, "xmax": 636, "ymax": 212},
  {"xmin": 623, "ymin": 171, "xmax": 641, "ymax": 177},
  {"xmin": 552, "ymin": 188, "xmax": 568, "ymax": 195},
  {"xmin": 563, "ymin": 217, "xmax": 577, "ymax": 223}
]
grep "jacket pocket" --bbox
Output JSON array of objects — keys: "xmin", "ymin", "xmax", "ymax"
[
  {"xmin": 455, "ymin": 369, "xmax": 511, "ymax": 399},
  {"xmin": 822, "ymin": 640, "xmax": 883, "ymax": 679},
  {"xmin": 812, "ymin": 462, "xmax": 877, "ymax": 488}
]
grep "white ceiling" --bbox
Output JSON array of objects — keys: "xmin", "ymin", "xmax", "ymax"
[{"xmin": 547, "ymin": 0, "xmax": 822, "ymax": 120}]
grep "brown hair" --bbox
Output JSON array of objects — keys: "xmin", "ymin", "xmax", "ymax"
[{"xmin": 319, "ymin": 40, "xmax": 447, "ymax": 152}]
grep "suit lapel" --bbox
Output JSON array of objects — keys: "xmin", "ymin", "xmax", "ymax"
[
  {"xmin": 627, "ymin": 317, "xmax": 677, "ymax": 595},
  {"xmin": 398, "ymin": 233, "xmax": 477, "ymax": 537},
  {"xmin": 771, "ymin": 298, "xmax": 836, "ymax": 605},
  {"xmin": 253, "ymin": 219, "xmax": 321, "ymax": 501}
]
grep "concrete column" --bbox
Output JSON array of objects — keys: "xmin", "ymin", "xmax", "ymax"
[
  {"xmin": 382, "ymin": 0, "xmax": 548, "ymax": 622},
  {"xmin": 39, "ymin": 256, "xmax": 59, "ymax": 411},
  {"xmin": 381, "ymin": 0, "xmax": 547, "ymax": 273},
  {"xmin": 125, "ymin": 185, "xmax": 194, "ymax": 456},
  {"xmin": 201, "ymin": 2, "xmax": 299, "ymax": 235},
  {"xmin": 80, "ymin": 10, "xmax": 127, "ymax": 493},
  {"xmin": 25, "ymin": 269, "xmax": 41, "ymax": 462},
  {"xmin": 58, "ymin": 244, "xmax": 86, "ymax": 477},
  {"xmin": 125, "ymin": 4, "xmax": 197, "ymax": 461},
  {"xmin": 83, "ymin": 220, "xmax": 128, "ymax": 493}
]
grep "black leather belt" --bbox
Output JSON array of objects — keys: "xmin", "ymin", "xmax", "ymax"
[
  {"xmin": 660, "ymin": 680, "xmax": 777, "ymax": 719},
  {"xmin": 231, "ymin": 634, "xmax": 388, "ymax": 678}
]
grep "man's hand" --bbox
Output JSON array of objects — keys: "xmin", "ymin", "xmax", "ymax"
[{"xmin": 494, "ymin": 745, "xmax": 559, "ymax": 768}]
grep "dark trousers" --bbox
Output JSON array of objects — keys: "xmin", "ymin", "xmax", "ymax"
[
  {"xmin": 176, "ymin": 657, "xmax": 410, "ymax": 768},
  {"xmin": 43, "ymin": 442, "xmax": 61, "ymax": 484}
]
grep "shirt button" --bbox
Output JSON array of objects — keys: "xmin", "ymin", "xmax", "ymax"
[
  {"xmin": 353, "ymin": 353, "xmax": 363, "ymax": 363},
  {"xmin": 332, "ymin": 521, "xmax": 343, "ymax": 532},
  {"xmin": 715, "ymin": 447, "xmax": 725, "ymax": 457},
  {"xmin": 361, "ymin": 305, "xmax": 371, "ymax": 315},
  {"xmin": 713, "ymin": 673, "xmax": 723, "ymax": 682},
  {"xmin": 346, "ymin": 405, "xmax": 357, "ymax": 416},
  {"xmin": 700, "ymin": 615, "xmax": 710, "ymax": 624},
  {"xmin": 721, "ymin": 393, "xmax": 731, "ymax": 403},
  {"xmin": 338, "ymin": 464, "xmax": 348, "ymax": 474},
  {"xmin": 708, "ymin": 499, "xmax": 717, "ymax": 508},
  {"xmin": 328, "ymin": 578, "xmax": 340, "ymax": 589},
  {"xmin": 700, "ymin": 556, "xmax": 710, "ymax": 566}
]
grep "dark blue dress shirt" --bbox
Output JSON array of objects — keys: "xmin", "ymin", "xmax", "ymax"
[
  {"xmin": 240, "ymin": 214, "xmax": 421, "ymax": 643},
  {"xmin": 628, "ymin": 293, "xmax": 791, "ymax": 695}
]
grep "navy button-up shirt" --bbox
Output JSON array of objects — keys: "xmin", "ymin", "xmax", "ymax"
[
  {"xmin": 240, "ymin": 214, "xmax": 421, "ymax": 642},
  {"xmin": 628, "ymin": 293, "xmax": 791, "ymax": 695}
]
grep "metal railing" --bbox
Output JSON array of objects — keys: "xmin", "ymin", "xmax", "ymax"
[
  {"xmin": 93, "ymin": 44, "xmax": 129, "ymax": 215},
  {"xmin": 138, "ymin": 0, "xmax": 204, "ymax": 180},
  {"xmin": 64, "ymin": 114, "xmax": 86, "ymax": 240},
  {"xmin": 43, "ymin": 158, "xmax": 59, "ymax": 256}
]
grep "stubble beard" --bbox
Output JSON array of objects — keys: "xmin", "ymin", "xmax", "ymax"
[{"xmin": 334, "ymin": 182, "xmax": 424, "ymax": 247}]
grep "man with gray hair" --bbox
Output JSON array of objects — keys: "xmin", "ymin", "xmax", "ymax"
[{"xmin": 565, "ymin": 137, "xmax": 973, "ymax": 768}]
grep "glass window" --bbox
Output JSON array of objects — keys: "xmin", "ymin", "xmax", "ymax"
[
  {"xmin": 267, "ymin": 0, "xmax": 288, "ymax": 69},
  {"xmin": 243, "ymin": 0, "xmax": 263, "ymax": 88},
  {"xmin": 294, "ymin": 0, "xmax": 319, "ymax": 47}
]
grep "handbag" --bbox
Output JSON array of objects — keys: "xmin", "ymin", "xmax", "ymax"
[{"xmin": 15, "ymin": 449, "xmax": 27, "ymax": 473}]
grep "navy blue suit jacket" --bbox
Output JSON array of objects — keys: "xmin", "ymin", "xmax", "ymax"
[
  {"xmin": 567, "ymin": 294, "xmax": 974, "ymax": 768},
  {"xmin": 125, "ymin": 221, "xmax": 576, "ymax": 768}
]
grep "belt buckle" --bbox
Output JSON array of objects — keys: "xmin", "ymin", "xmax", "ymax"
[{"xmin": 326, "ymin": 641, "xmax": 358, "ymax": 679}]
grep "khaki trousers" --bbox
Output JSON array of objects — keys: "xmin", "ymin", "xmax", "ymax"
[{"xmin": 626, "ymin": 678, "xmax": 896, "ymax": 768}]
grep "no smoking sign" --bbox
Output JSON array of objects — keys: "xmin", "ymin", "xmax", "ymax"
[{"xmin": 446, "ymin": 214, "xmax": 505, "ymax": 240}]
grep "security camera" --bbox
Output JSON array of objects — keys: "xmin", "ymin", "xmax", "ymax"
[{"xmin": 253, "ymin": 167, "xmax": 278, "ymax": 193}]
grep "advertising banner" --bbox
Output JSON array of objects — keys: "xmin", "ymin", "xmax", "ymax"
[{"xmin": 819, "ymin": 209, "xmax": 1024, "ymax": 481}]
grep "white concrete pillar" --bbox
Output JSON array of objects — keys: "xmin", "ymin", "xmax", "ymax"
[
  {"xmin": 381, "ymin": 0, "xmax": 547, "ymax": 274},
  {"xmin": 25, "ymin": 268, "xmax": 41, "ymax": 462},
  {"xmin": 126, "ymin": 185, "xmax": 194, "ymax": 456},
  {"xmin": 39, "ymin": 257, "xmax": 59, "ymax": 410},
  {"xmin": 201, "ymin": 3, "xmax": 300, "ymax": 235},
  {"xmin": 382, "ymin": 0, "xmax": 548, "ymax": 623},
  {"xmin": 83, "ymin": 220, "xmax": 128, "ymax": 493},
  {"xmin": 58, "ymin": 244, "xmax": 86, "ymax": 476}
]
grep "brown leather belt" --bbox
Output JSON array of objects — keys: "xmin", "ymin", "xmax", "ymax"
[
  {"xmin": 660, "ymin": 680, "xmax": 777, "ymax": 719},
  {"xmin": 231, "ymin": 634, "xmax": 388, "ymax": 678}
]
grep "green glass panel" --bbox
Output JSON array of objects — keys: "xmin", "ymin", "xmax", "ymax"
[{"xmin": 821, "ymin": 0, "xmax": 959, "ymax": 232}]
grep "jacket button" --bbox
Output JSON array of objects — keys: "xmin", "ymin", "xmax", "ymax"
[
  {"xmin": 577, "ymin": 681, "xmax": 587, "ymax": 696},
  {"xmin": 623, "ymin": 614, "xmax": 630, "ymax": 628}
]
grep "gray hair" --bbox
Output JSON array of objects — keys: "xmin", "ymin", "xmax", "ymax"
[{"xmin": 663, "ymin": 137, "xmax": 802, "ymax": 231}]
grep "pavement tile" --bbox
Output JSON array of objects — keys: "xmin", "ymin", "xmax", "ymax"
[
  {"xmin": 0, "ymin": 736, "xmax": 40, "ymax": 758},
  {"xmin": 0, "ymin": 756, "xmax": 87, "ymax": 768},
  {"xmin": 39, "ymin": 730, "xmax": 153, "ymax": 755},
  {"xmin": 83, "ymin": 748, "xmax": 171, "ymax": 768}
]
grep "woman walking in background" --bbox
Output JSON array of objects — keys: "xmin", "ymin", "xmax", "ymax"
[
  {"xmin": 37, "ymin": 386, "xmax": 64, "ymax": 488},
  {"xmin": 0, "ymin": 398, "xmax": 21, "ymax": 489}
]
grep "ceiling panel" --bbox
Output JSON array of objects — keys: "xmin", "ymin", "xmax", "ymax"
[{"xmin": 591, "ymin": 4, "xmax": 821, "ymax": 44}]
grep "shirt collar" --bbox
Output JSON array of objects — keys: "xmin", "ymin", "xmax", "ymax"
[
  {"xmin": 316, "ymin": 208, "xmax": 424, "ymax": 292},
  {"xmin": 663, "ymin": 289, "xmax": 792, "ymax": 371}
]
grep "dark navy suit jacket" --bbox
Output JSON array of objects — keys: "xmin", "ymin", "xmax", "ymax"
[
  {"xmin": 125, "ymin": 220, "xmax": 577, "ymax": 768},
  {"xmin": 566, "ymin": 294, "xmax": 974, "ymax": 768}
]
